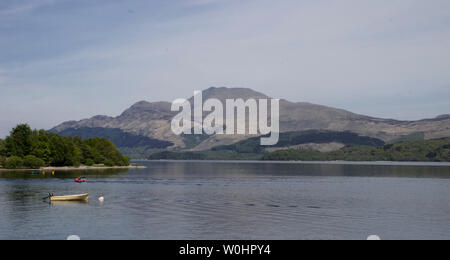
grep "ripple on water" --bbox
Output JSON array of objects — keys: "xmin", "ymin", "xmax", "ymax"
[{"xmin": 1, "ymin": 161, "xmax": 450, "ymax": 240}]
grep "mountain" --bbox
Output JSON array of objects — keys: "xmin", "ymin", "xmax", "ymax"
[
  {"xmin": 52, "ymin": 101, "xmax": 183, "ymax": 148},
  {"xmin": 51, "ymin": 87, "xmax": 450, "ymax": 157},
  {"xmin": 190, "ymin": 87, "xmax": 270, "ymax": 102}
]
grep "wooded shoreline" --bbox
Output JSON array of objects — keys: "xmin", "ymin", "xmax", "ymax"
[
  {"xmin": 0, "ymin": 124, "xmax": 132, "ymax": 170},
  {"xmin": 0, "ymin": 165, "xmax": 146, "ymax": 172}
]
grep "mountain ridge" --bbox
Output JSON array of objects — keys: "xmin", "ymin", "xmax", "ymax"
[{"xmin": 51, "ymin": 87, "xmax": 450, "ymax": 152}]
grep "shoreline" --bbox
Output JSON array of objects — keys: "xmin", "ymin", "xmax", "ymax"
[
  {"xmin": 0, "ymin": 165, "xmax": 146, "ymax": 172},
  {"xmin": 138, "ymin": 159, "xmax": 450, "ymax": 167}
]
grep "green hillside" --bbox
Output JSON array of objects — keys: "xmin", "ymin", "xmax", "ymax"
[
  {"xmin": 212, "ymin": 130, "xmax": 385, "ymax": 154},
  {"xmin": 262, "ymin": 138, "xmax": 450, "ymax": 162}
]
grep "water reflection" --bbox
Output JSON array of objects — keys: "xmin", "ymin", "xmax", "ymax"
[
  {"xmin": 138, "ymin": 161, "xmax": 450, "ymax": 179},
  {"xmin": 0, "ymin": 161, "xmax": 449, "ymax": 240},
  {"xmin": 0, "ymin": 168, "xmax": 129, "ymax": 179},
  {"xmin": 50, "ymin": 201, "xmax": 90, "ymax": 206}
]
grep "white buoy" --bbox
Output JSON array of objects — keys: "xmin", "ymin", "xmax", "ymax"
[
  {"xmin": 98, "ymin": 196, "xmax": 104, "ymax": 202},
  {"xmin": 67, "ymin": 235, "xmax": 81, "ymax": 240},
  {"xmin": 367, "ymin": 235, "xmax": 381, "ymax": 240}
]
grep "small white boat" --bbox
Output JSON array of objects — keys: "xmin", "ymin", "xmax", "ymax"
[{"xmin": 50, "ymin": 193, "xmax": 89, "ymax": 202}]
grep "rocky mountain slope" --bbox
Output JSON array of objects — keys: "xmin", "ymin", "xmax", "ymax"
[{"xmin": 52, "ymin": 87, "xmax": 450, "ymax": 152}]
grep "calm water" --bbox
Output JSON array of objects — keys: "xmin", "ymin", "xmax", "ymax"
[{"xmin": 0, "ymin": 161, "xmax": 449, "ymax": 240}]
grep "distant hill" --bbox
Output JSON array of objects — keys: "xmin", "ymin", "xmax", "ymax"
[
  {"xmin": 51, "ymin": 87, "xmax": 450, "ymax": 158},
  {"xmin": 212, "ymin": 130, "xmax": 385, "ymax": 154},
  {"xmin": 262, "ymin": 138, "xmax": 450, "ymax": 162},
  {"xmin": 435, "ymin": 114, "xmax": 450, "ymax": 120}
]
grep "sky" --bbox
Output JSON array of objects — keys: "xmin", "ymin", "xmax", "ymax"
[{"xmin": 0, "ymin": 0, "xmax": 450, "ymax": 137}]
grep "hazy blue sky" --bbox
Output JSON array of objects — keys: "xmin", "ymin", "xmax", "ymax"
[{"xmin": 1, "ymin": 0, "xmax": 450, "ymax": 137}]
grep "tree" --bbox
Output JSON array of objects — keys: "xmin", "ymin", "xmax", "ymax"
[
  {"xmin": 104, "ymin": 159, "xmax": 115, "ymax": 167},
  {"xmin": 84, "ymin": 138, "xmax": 129, "ymax": 166},
  {"xmin": 48, "ymin": 135, "xmax": 80, "ymax": 167},
  {"xmin": 30, "ymin": 141, "xmax": 51, "ymax": 165},
  {"xmin": 73, "ymin": 137, "xmax": 95, "ymax": 164},
  {"xmin": 5, "ymin": 124, "xmax": 33, "ymax": 157},
  {"xmin": 121, "ymin": 156, "xmax": 131, "ymax": 166},
  {"xmin": 0, "ymin": 155, "xmax": 6, "ymax": 167},
  {"xmin": 84, "ymin": 159, "xmax": 95, "ymax": 166},
  {"xmin": 0, "ymin": 139, "xmax": 6, "ymax": 156},
  {"xmin": 1, "ymin": 124, "xmax": 130, "ymax": 168},
  {"xmin": 23, "ymin": 155, "xmax": 46, "ymax": 169},
  {"xmin": 5, "ymin": 156, "xmax": 24, "ymax": 169}
]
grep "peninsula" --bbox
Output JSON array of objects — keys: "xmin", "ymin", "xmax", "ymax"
[{"xmin": 0, "ymin": 124, "xmax": 133, "ymax": 170}]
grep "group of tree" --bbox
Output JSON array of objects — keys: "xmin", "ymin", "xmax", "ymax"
[
  {"xmin": 0, "ymin": 124, "xmax": 130, "ymax": 169},
  {"xmin": 262, "ymin": 138, "xmax": 450, "ymax": 162},
  {"xmin": 213, "ymin": 130, "xmax": 385, "ymax": 154}
]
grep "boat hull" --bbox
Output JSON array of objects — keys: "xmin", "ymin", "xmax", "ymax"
[{"xmin": 50, "ymin": 193, "xmax": 89, "ymax": 202}]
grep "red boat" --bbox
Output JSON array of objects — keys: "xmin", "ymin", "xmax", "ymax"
[{"xmin": 75, "ymin": 177, "xmax": 87, "ymax": 183}]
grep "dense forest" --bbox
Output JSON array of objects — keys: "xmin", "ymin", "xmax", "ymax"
[
  {"xmin": 212, "ymin": 130, "xmax": 385, "ymax": 154},
  {"xmin": 0, "ymin": 124, "xmax": 130, "ymax": 169},
  {"xmin": 262, "ymin": 138, "xmax": 450, "ymax": 162},
  {"xmin": 147, "ymin": 131, "xmax": 450, "ymax": 162}
]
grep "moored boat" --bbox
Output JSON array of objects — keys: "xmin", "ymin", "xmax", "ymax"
[{"xmin": 50, "ymin": 193, "xmax": 89, "ymax": 202}]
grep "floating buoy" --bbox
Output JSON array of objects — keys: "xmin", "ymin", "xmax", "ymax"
[
  {"xmin": 367, "ymin": 235, "xmax": 381, "ymax": 240},
  {"xmin": 67, "ymin": 235, "xmax": 81, "ymax": 240},
  {"xmin": 98, "ymin": 197, "xmax": 104, "ymax": 202}
]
